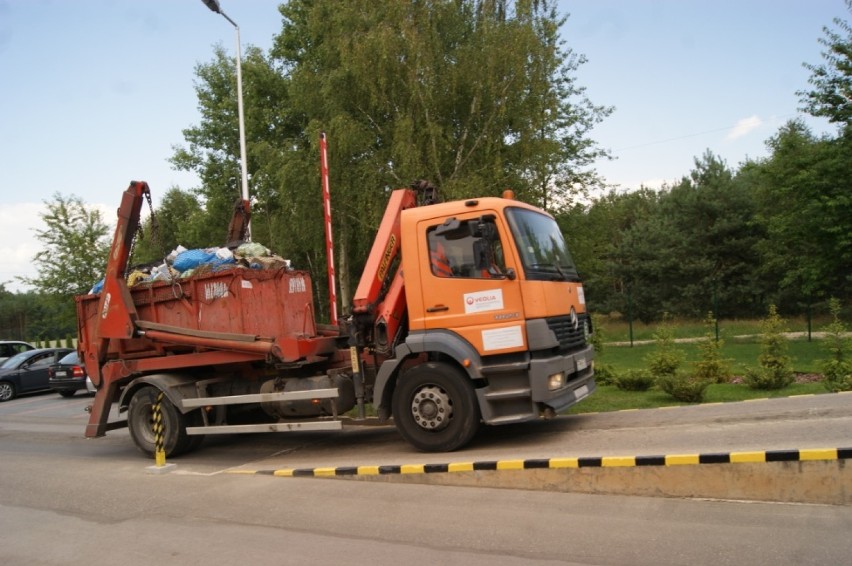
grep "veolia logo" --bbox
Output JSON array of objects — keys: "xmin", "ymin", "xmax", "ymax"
[{"xmin": 463, "ymin": 289, "xmax": 504, "ymax": 313}]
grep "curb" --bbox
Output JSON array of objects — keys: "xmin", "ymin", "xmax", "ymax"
[
  {"xmin": 227, "ymin": 446, "xmax": 852, "ymax": 478},
  {"xmin": 226, "ymin": 447, "xmax": 852, "ymax": 504}
]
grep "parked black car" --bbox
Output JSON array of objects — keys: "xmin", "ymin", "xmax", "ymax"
[
  {"xmin": 48, "ymin": 351, "xmax": 91, "ymax": 397},
  {"xmin": 0, "ymin": 348, "xmax": 74, "ymax": 402}
]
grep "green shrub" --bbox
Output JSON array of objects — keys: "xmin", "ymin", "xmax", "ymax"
[
  {"xmin": 744, "ymin": 304, "xmax": 794, "ymax": 390},
  {"xmin": 593, "ymin": 363, "xmax": 616, "ymax": 386},
  {"xmin": 820, "ymin": 298, "xmax": 852, "ymax": 392},
  {"xmin": 614, "ymin": 369, "xmax": 655, "ymax": 391},
  {"xmin": 644, "ymin": 314, "xmax": 684, "ymax": 378},
  {"xmin": 693, "ymin": 313, "xmax": 732, "ymax": 383},
  {"xmin": 657, "ymin": 372, "xmax": 711, "ymax": 402}
]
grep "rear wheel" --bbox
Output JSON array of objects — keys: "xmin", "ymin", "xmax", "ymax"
[
  {"xmin": 392, "ymin": 362, "xmax": 480, "ymax": 452},
  {"xmin": 0, "ymin": 381, "xmax": 16, "ymax": 402},
  {"xmin": 58, "ymin": 390, "xmax": 76, "ymax": 398},
  {"xmin": 127, "ymin": 386, "xmax": 199, "ymax": 457}
]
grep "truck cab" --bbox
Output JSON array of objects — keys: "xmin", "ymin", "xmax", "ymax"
[{"xmin": 367, "ymin": 191, "xmax": 595, "ymax": 451}]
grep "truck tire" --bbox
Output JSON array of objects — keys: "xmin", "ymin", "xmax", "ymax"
[
  {"xmin": 127, "ymin": 386, "xmax": 199, "ymax": 457},
  {"xmin": 392, "ymin": 362, "xmax": 480, "ymax": 452}
]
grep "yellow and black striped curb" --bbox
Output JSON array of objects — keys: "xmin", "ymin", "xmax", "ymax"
[{"xmin": 226, "ymin": 447, "xmax": 852, "ymax": 478}]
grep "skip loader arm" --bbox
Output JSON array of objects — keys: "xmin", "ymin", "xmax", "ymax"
[{"xmin": 83, "ymin": 181, "xmax": 148, "ymax": 437}]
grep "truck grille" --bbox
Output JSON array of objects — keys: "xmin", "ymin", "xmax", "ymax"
[{"xmin": 546, "ymin": 314, "xmax": 590, "ymax": 352}]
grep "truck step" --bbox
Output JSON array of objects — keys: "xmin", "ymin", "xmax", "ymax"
[
  {"xmin": 187, "ymin": 420, "xmax": 343, "ymax": 435},
  {"xmin": 181, "ymin": 388, "xmax": 339, "ymax": 409}
]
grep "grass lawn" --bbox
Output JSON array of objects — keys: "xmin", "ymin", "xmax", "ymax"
[
  {"xmin": 599, "ymin": 336, "xmax": 827, "ymax": 374},
  {"xmin": 566, "ymin": 333, "xmax": 836, "ymax": 414},
  {"xmin": 566, "ymin": 382, "xmax": 828, "ymax": 414}
]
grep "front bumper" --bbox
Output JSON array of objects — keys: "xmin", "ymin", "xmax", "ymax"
[{"xmin": 475, "ymin": 344, "xmax": 596, "ymax": 425}]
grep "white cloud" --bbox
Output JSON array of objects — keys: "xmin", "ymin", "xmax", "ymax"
[{"xmin": 727, "ymin": 115, "xmax": 763, "ymax": 140}]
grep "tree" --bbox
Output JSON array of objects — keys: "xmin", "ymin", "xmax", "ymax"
[
  {"xmin": 557, "ymin": 187, "xmax": 657, "ymax": 315},
  {"xmin": 19, "ymin": 194, "xmax": 110, "ymax": 333},
  {"xmin": 751, "ymin": 120, "xmax": 852, "ymax": 303},
  {"xmin": 602, "ymin": 152, "xmax": 763, "ymax": 321},
  {"xmin": 132, "ymin": 187, "xmax": 210, "ymax": 265},
  {"xmin": 0, "ymin": 284, "xmax": 28, "ymax": 340},
  {"xmin": 744, "ymin": 304, "xmax": 795, "ymax": 390},
  {"xmin": 173, "ymin": 0, "xmax": 611, "ymax": 316},
  {"xmin": 798, "ymin": 0, "xmax": 852, "ymax": 127}
]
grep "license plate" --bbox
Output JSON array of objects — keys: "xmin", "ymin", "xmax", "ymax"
[
  {"xmin": 55, "ymin": 371, "xmax": 67, "ymax": 378},
  {"xmin": 574, "ymin": 384, "xmax": 589, "ymax": 400},
  {"xmin": 576, "ymin": 358, "xmax": 588, "ymax": 372}
]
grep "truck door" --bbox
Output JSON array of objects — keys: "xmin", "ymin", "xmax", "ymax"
[{"xmin": 418, "ymin": 212, "xmax": 526, "ymax": 356}]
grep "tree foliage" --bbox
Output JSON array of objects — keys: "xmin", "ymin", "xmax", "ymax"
[
  {"xmin": 17, "ymin": 194, "xmax": 110, "ymax": 334},
  {"xmin": 750, "ymin": 121, "xmax": 852, "ymax": 300},
  {"xmin": 798, "ymin": 0, "xmax": 852, "ymax": 127}
]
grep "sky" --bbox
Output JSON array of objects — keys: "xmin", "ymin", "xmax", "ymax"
[{"xmin": 0, "ymin": 0, "xmax": 847, "ymax": 292}]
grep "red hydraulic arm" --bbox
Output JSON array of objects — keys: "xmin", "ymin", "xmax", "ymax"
[
  {"xmin": 320, "ymin": 132, "xmax": 338, "ymax": 326},
  {"xmin": 351, "ymin": 180, "xmax": 437, "ymax": 355},
  {"xmin": 352, "ymin": 188, "xmax": 417, "ymax": 316}
]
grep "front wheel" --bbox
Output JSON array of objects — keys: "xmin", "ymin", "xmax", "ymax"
[
  {"xmin": 392, "ymin": 362, "xmax": 480, "ymax": 452},
  {"xmin": 127, "ymin": 386, "xmax": 200, "ymax": 457},
  {"xmin": 0, "ymin": 381, "xmax": 16, "ymax": 402}
]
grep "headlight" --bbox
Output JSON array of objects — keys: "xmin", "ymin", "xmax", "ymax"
[{"xmin": 548, "ymin": 372, "xmax": 565, "ymax": 390}]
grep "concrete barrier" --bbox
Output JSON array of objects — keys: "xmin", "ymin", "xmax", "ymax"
[{"xmin": 230, "ymin": 447, "xmax": 852, "ymax": 505}]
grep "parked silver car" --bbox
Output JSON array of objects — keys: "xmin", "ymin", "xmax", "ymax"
[{"xmin": 0, "ymin": 341, "xmax": 35, "ymax": 364}]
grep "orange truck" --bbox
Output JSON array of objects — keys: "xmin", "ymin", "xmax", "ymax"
[{"xmin": 78, "ymin": 180, "xmax": 594, "ymax": 456}]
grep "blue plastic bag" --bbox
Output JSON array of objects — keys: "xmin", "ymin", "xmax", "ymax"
[{"xmin": 172, "ymin": 249, "xmax": 218, "ymax": 272}]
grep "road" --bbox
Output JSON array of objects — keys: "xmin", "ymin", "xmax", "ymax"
[{"xmin": 0, "ymin": 390, "xmax": 850, "ymax": 565}]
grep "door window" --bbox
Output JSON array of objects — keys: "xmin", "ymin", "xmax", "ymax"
[{"xmin": 427, "ymin": 217, "xmax": 506, "ymax": 279}]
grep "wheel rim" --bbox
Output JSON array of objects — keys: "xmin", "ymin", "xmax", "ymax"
[
  {"xmin": 410, "ymin": 385, "xmax": 453, "ymax": 431},
  {"xmin": 0, "ymin": 383, "xmax": 12, "ymax": 401},
  {"xmin": 130, "ymin": 399, "xmax": 156, "ymax": 445}
]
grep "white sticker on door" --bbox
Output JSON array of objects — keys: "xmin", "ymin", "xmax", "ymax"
[
  {"xmin": 463, "ymin": 289, "xmax": 504, "ymax": 314},
  {"xmin": 482, "ymin": 325, "xmax": 524, "ymax": 351}
]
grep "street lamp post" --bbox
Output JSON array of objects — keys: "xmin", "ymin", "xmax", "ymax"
[{"xmin": 201, "ymin": 0, "xmax": 251, "ymax": 240}]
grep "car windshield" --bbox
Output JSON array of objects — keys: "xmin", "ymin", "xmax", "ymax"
[
  {"xmin": 1, "ymin": 351, "xmax": 33, "ymax": 369},
  {"xmin": 505, "ymin": 207, "xmax": 580, "ymax": 282},
  {"xmin": 58, "ymin": 352, "xmax": 79, "ymax": 364}
]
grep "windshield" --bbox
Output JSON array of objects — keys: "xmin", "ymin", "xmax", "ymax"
[
  {"xmin": 1, "ymin": 350, "xmax": 33, "ymax": 369},
  {"xmin": 505, "ymin": 207, "xmax": 580, "ymax": 282}
]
